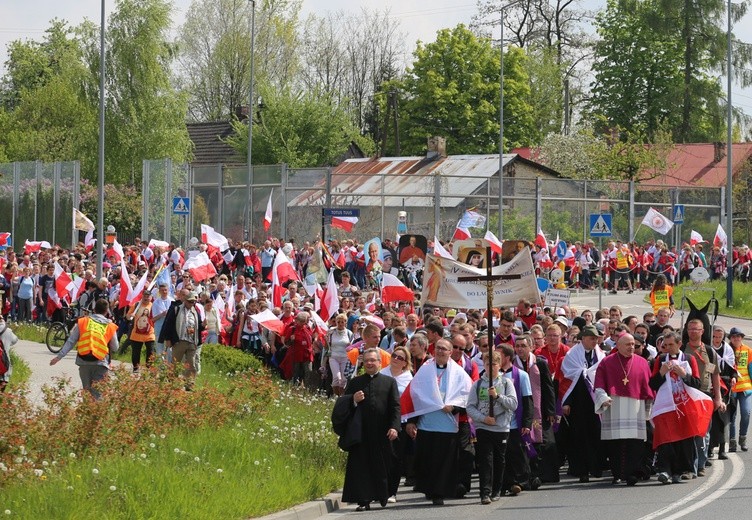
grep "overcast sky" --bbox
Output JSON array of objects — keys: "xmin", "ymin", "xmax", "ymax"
[{"xmin": 2, "ymin": 0, "xmax": 752, "ymax": 114}]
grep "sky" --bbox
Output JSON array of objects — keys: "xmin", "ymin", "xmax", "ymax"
[{"xmin": 2, "ymin": 0, "xmax": 752, "ymax": 115}]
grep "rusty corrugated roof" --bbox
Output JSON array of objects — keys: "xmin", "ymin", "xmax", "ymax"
[{"xmin": 290, "ymin": 155, "xmax": 518, "ymax": 207}]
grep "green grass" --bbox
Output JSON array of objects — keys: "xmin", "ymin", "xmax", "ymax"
[
  {"xmin": 9, "ymin": 322, "xmax": 49, "ymax": 343},
  {"xmin": 674, "ymin": 279, "xmax": 752, "ymax": 318},
  {"xmin": 7, "ymin": 350, "xmax": 31, "ymax": 389},
  {"xmin": 0, "ymin": 382, "xmax": 345, "ymax": 519}
]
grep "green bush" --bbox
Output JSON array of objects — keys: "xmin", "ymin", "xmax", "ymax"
[{"xmin": 200, "ymin": 343, "xmax": 265, "ymax": 375}]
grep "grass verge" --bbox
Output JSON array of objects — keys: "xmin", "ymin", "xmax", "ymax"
[
  {"xmin": 675, "ymin": 279, "xmax": 752, "ymax": 318},
  {"xmin": 0, "ymin": 345, "xmax": 345, "ymax": 519}
]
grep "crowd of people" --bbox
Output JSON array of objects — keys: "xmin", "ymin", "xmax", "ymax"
[{"xmin": 0, "ymin": 232, "xmax": 750, "ymax": 511}]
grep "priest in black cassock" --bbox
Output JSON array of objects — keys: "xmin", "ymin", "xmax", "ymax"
[{"xmin": 334, "ymin": 348, "xmax": 401, "ymax": 511}]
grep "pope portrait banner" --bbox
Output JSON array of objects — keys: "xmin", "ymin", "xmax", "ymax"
[{"xmin": 420, "ymin": 246, "xmax": 540, "ymax": 307}]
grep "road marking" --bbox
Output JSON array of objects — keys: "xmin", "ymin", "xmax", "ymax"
[{"xmin": 637, "ymin": 454, "xmax": 744, "ymax": 520}]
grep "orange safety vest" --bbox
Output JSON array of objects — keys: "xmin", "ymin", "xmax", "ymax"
[
  {"xmin": 733, "ymin": 344, "xmax": 752, "ymax": 393},
  {"xmin": 76, "ymin": 316, "xmax": 117, "ymax": 360}
]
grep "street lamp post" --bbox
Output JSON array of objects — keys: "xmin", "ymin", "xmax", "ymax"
[
  {"xmin": 498, "ymin": 1, "xmax": 521, "ymax": 240},
  {"xmin": 96, "ymin": 0, "xmax": 106, "ymax": 278},
  {"xmin": 726, "ymin": 0, "xmax": 734, "ymax": 307},
  {"xmin": 246, "ymin": 0, "xmax": 256, "ymax": 242}
]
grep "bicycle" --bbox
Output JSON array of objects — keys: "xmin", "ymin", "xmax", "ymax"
[{"xmin": 45, "ymin": 303, "xmax": 81, "ymax": 354}]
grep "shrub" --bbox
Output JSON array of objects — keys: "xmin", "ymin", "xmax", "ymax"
[{"xmin": 200, "ymin": 343, "xmax": 265, "ymax": 375}]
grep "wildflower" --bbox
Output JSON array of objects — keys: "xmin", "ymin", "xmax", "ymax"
[
  {"xmin": 290, "ymin": 454, "xmax": 296, "ymax": 459},
  {"xmin": 160, "ymin": 434, "xmax": 166, "ymax": 439},
  {"xmin": 150, "ymin": 433, "xmax": 156, "ymax": 439},
  {"xmin": 194, "ymin": 457, "xmax": 200, "ymax": 463},
  {"xmin": 69, "ymin": 453, "xmax": 77, "ymax": 459},
  {"xmin": 92, "ymin": 469, "xmax": 99, "ymax": 475},
  {"xmin": 66, "ymin": 486, "xmax": 74, "ymax": 491},
  {"xmin": 34, "ymin": 469, "xmax": 43, "ymax": 477},
  {"xmin": 216, "ymin": 468, "xmax": 223, "ymax": 474},
  {"xmin": 42, "ymin": 461, "xmax": 49, "ymax": 467},
  {"xmin": 4, "ymin": 510, "xmax": 10, "ymax": 515},
  {"xmin": 174, "ymin": 448, "xmax": 180, "ymax": 453},
  {"xmin": 149, "ymin": 443, "xmax": 156, "ymax": 448},
  {"xmin": 140, "ymin": 454, "xmax": 147, "ymax": 459},
  {"xmin": 40, "ymin": 476, "xmax": 47, "ymax": 481},
  {"xmin": 254, "ymin": 460, "xmax": 260, "ymax": 466},
  {"xmin": 109, "ymin": 485, "xmax": 117, "ymax": 491}
]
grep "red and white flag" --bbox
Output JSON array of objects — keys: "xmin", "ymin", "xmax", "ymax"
[
  {"xmin": 201, "ymin": 224, "xmax": 229, "ymax": 251},
  {"xmin": 118, "ymin": 260, "xmax": 134, "ymax": 309},
  {"xmin": 249, "ymin": 308, "xmax": 285, "ymax": 336},
  {"xmin": 400, "ymin": 358, "xmax": 472, "ymax": 421},
  {"xmin": 24, "ymin": 240, "xmax": 51, "ymax": 254},
  {"xmin": 650, "ymin": 358, "xmax": 713, "ymax": 449},
  {"xmin": 380, "ymin": 272, "xmax": 414, "ymax": 304},
  {"xmin": 432, "ymin": 237, "xmax": 454, "ymax": 259},
  {"xmin": 366, "ymin": 292, "xmax": 378, "ymax": 313},
  {"xmin": 484, "ymin": 230, "xmax": 503, "ymax": 255},
  {"xmin": 264, "ymin": 189, "xmax": 273, "ymax": 232},
  {"xmin": 452, "ymin": 223, "xmax": 471, "ymax": 241},
  {"xmin": 535, "ymin": 227, "xmax": 547, "ymax": 249},
  {"xmin": 214, "ymin": 293, "xmax": 226, "ymax": 316},
  {"xmin": 53, "ymin": 262, "xmax": 76, "ymax": 301},
  {"xmin": 107, "ymin": 239, "xmax": 125, "ymax": 262},
  {"xmin": 84, "ymin": 229, "xmax": 96, "ymax": 252},
  {"xmin": 319, "ymin": 269, "xmax": 339, "ymax": 322},
  {"xmin": 127, "ymin": 270, "xmax": 150, "ymax": 305},
  {"xmin": 182, "ymin": 251, "xmax": 218, "ymax": 282},
  {"xmin": 271, "ymin": 249, "xmax": 299, "ymax": 307},
  {"xmin": 309, "ymin": 309, "xmax": 329, "ymax": 337},
  {"xmin": 714, "ymin": 224, "xmax": 727, "ymax": 250},
  {"xmin": 642, "ymin": 207, "xmax": 674, "ymax": 235},
  {"xmin": 0, "ymin": 232, "xmax": 10, "ymax": 247},
  {"xmin": 690, "ymin": 230, "xmax": 704, "ymax": 246},
  {"xmin": 331, "ymin": 216, "xmax": 358, "ymax": 232}
]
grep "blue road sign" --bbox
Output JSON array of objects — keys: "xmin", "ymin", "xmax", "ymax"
[
  {"xmin": 323, "ymin": 208, "xmax": 360, "ymax": 217},
  {"xmin": 172, "ymin": 197, "xmax": 190, "ymax": 215},
  {"xmin": 589, "ymin": 213, "xmax": 612, "ymax": 237},
  {"xmin": 673, "ymin": 204, "xmax": 685, "ymax": 224}
]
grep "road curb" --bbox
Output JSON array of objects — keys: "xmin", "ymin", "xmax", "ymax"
[{"xmin": 255, "ymin": 492, "xmax": 341, "ymax": 520}]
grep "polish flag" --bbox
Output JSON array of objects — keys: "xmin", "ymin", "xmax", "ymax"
[
  {"xmin": 651, "ymin": 366, "xmax": 713, "ymax": 449},
  {"xmin": 452, "ymin": 223, "xmax": 471, "ymax": 241},
  {"xmin": 535, "ymin": 227, "xmax": 547, "ymax": 249},
  {"xmin": 107, "ymin": 239, "xmax": 125, "ymax": 263},
  {"xmin": 366, "ymin": 292, "xmax": 378, "ymax": 313},
  {"xmin": 380, "ymin": 272, "xmax": 414, "ymax": 304},
  {"xmin": 24, "ymin": 240, "xmax": 51, "ymax": 254},
  {"xmin": 118, "ymin": 261, "xmax": 134, "ymax": 309},
  {"xmin": 714, "ymin": 224, "xmax": 727, "ymax": 250},
  {"xmin": 319, "ymin": 269, "xmax": 339, "ymax": 321},
  {"xmin": 484, "ymin": 230, "xmax": 503, "ymax": 255},
  {"xmin": 85, "ymin": 229, "xmax": 96, "ymax": 252},
  {"xmin": 0, "ymin": 232, "xmax": 10, "ymax": 247},
  {"xmin": 126, "ymin": 270, "xmax": 150, "ymax": 306},
  {"xmin": 331, "ymin": 216, "xmax": 358, "ymax": 232},
  {"xmin": 182, "ymin": 251, "xmax": 218, "ymax": 282},
  {"xmin": 400, "ymin": 359, "xmax": 472, "ymax": 421},
  {"xmin": 271, "ymin": 249, "xmax": 299, "ymax": 307},
  {"xmin": 71, "ymin": 277, "xmax": 86, "ymax": 300},
  {"xmin": 201, "ymin": 224, "xmax": 229, "ymax": 251},
  {"xmin": 53, "ymin": 263, "xmax": 76, "ymax": 301},
  {"xmin": 432, "ymin": 237, "xmax": 454, "ymax": 259},
  {"xmin": 689, "ymin": 230, "xmax": 704, "ymax": 246},
  {"xmin": 249, "ymin": 308, "xmax": 285, "ymax": 336},
  {"xmin": 309, "ymin": 309, "xmax": 329, "ymax": 337},
  {"xmin": 214, "ymin": 293, "xmax": 226, "ymax": 316},
  {"xmin": 264, "ymin": 189, "xmax": 273, "ymax": 232}
]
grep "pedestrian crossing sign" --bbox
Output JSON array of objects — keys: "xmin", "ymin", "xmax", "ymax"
[
  {"xmin": 673, "ymin": 204, "xmax": 684, "ymax": 224},
  {"xmin": 589, "ymin": 213, "xmax": 612, "ymax": 237},
  {"xmin": 172, "ymin": 196, "xmax": 190, "ymax": 215}
]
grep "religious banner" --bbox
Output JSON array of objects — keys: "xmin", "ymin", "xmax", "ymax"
[{"xmin": 421, "ymin": 246, "xmax": 540, "ymax": 308}]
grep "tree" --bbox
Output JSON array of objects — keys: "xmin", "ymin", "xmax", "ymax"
[
  {"xmin": 225, "ymin": 82, "xmax": 374, "ymax": 168},
  {"xmin": 589, "ymin": 0, "xmax": 752, "ymax": 143},
  {"xmin": 79, "ymin": 0, "xmax": 191, "ymax": 185},
  {"xmin": 177, "ymin": 0, "xmax": 302, "ymax": 122},
  {"xmin": 391, "ymin": 24, "xmax": 535, "ymax": 156}
]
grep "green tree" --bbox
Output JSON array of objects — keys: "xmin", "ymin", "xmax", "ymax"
[
  {"xmin": 391, "ymin": 24, "xmax": 535, "ymax": 155},
  {"xmin": 80, "ymin": 0, "xmax": 191, "ymax": 185},
  {"xmin": 589, "ymin": 0, "xmax": 752, "ymax": 142},
  {"xmin": 225, "ymin": 83, "xmax": 374, "ymax": 167}
]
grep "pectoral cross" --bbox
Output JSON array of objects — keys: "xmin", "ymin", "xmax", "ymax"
[
  {"xmin": 458, "ymin": 246, "xmax": 521, "ymax": 416},
  {"xmin": 622, "ymin": 376, "xmax": 629, "ymax": 386}
]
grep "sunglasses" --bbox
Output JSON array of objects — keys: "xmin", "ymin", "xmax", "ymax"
[{"xmin": 392, "ymin": 354, "xmax": 406, "ymax": 362}]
